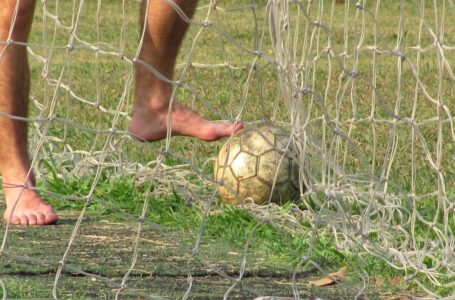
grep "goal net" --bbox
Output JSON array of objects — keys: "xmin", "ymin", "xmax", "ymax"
[{"xmin": 1, "ymin": 0, "xmax": 454, "ymax": 298}]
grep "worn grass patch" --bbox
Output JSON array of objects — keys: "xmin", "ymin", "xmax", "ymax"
[
  {"xmin": 0, "ymin": 196, "xmax": 412, "ymax": 299},
  {"xmin": 1, "ymin": 171, "xmax": 419, "ymax": 298}
]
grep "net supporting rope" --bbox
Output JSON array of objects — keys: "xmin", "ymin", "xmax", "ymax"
[{"xmin": 0, "ymin": 0, "xmax": 454, "ymax": 298}]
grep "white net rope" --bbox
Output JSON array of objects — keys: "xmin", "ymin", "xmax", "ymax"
[{"xmin": 0, "ymin": 0, "xmax": 454, "ymax": 298}]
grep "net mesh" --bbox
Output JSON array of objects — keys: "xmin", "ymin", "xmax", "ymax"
[{"xmin": 1, "ymin": 0, "xmax": 455, "ymax": 298}]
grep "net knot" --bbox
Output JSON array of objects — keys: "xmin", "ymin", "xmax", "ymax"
[
  {"xmin": 393, "ymin": 113, "xmax": 401, "ymax": 121},
  {"xmin": 391, "ymin": 49, "xmax": 406, "ymax": 61},
  {"xmin": 299, "ymin": 87, "xmax": 310, "ymax": 94},
  {"xmin": 162, "ymin": 149, "xmax": 171, "ymax": 157},
  {"xmin": 355, "ymin": 2, "xmax": 364, "ymax": 9},
  {"xmin": 325, "ymin": 47, "xmax": 334, "ymax": 56}
]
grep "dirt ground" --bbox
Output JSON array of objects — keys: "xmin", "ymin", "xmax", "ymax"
[{"xmin": 0, "ymin": 210, "xmax": 411, "ymax": 299}]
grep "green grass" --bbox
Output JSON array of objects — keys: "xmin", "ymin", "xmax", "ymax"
[
  {"xmin": 41, "ymin": 171, "xmax": 341, "ymax": 267},
  {"xmin": 1, "ymin": 0, "xmax": 455, "ymax": 298},
  {"xmin": 30, "ymin": 172, "xmax": 412, "ymax": 298}
]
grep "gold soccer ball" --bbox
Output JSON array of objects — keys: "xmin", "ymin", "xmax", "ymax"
[{"xmin": 215, "ymin": 123, "xmax": 300, "ymax": 205}]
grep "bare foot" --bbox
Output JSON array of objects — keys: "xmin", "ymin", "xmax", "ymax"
[
  {"xmin": 3, "ymin": 183, "xmax": 57, "ymax": 225},
  {"xmin": 129, "ymin": 101, "xmax": 243, "ymax": 142}
]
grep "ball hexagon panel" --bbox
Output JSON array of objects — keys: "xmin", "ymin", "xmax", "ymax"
[
  {"xmin": 240, "ymin": 129, "xmax": 274, "ymax": 156},
  {"xmin": 217, "ymin": 137, "xmax": 242, "ymax": 167},
  {"xmin": 257, "ymin": 150, "xmax": 290, "ymax": 184},
  {"xmin": 274, "ymin": 133, "xmax": 292, "ymax": 152},
  {"xmin": 230, "ymin": 152, "xmax": 258, "ymax": 181},
  {"xmin": 216, "ymin": 165, "xmax": 240, "ymax": 204},
  {"xmin": 238, "ymin": 177, "xmax": 271, "ymax": 205},
  {"xmin": 256, "ymin": 126, "xmax": 278, "ymax": 147},
  {"xmin": 271, "ymin": 180, "xmax": 299, "ymax": 204}
]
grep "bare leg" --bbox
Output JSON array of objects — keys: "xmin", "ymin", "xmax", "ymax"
[
  {"xmin": 0, "ymin": 0, "xmax": 57, "ymax": 225},
  {"xmin": 129, "ymin": 0, "xmax": 243, "ymax": 142}
]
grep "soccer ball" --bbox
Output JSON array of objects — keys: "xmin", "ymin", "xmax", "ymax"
[{"xmin": 214, "ymin": 123, "xmax": 300, "ymax": 205}]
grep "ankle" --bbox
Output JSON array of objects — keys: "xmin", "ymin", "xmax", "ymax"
[
  {"xmin": 2, "ymin": 173, "xmax": 35, "ymax": 189},
  {"xmin": 135, "ymin": 82, "xmax": 174, "ymax": 113}
]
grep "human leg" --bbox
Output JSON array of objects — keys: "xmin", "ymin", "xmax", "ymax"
[
  {"xmin": 129, "ymin": 0, "xmax": 243, "ymax": 142},
  {"xmin": 0, "ymin": 0, "xmax": 57, "ymax": 225}
]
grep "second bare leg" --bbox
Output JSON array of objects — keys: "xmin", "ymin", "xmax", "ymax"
[{"xmin": 129, "ymin": 0, "xmax": 243, "ymax": 142}]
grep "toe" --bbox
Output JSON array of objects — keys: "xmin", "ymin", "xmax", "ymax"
[
  {"xmin": 220, "ymin": 121, "xmax": 243, "ymax": 134},
  {"xmin": 5, "ymin": 215, "xmax": 21, "ymax": 225},
  {"xmin": 44, "ymin": 212, "xmax": 58, "ymax": 225},
  {"xmin": 27, "ymin": 214, "xmax": 38, "ymax": 226},
  {"xmin": 19, "ymin": 215, "xmax": 29, "ymax": 225},
  {"xmin": 36, "ymin": 213, "xmax": 46, "ymax": 225},
  {"xmin": 234, "ymin": 121, "xmax": 244, "ymax": 131},
  {"xmin": 211, "ymin": 122, "xmax": 243, "ymax": 141},
  {"xmin": 11, "ymin": 216, "xmax": 21, "ymax": 225}
]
